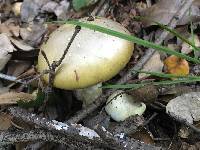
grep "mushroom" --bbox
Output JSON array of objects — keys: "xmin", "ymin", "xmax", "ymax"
[
  {"xmin": 74, "ymin": 83, "xmax": 102, "ymax": 107},
  {"xmin": 38, "ymin": 17, "xmax": 134, "ymax": 90},
  {"xmin": 105, "ymin": 90, "xmax": 146, "ymax": 122}
]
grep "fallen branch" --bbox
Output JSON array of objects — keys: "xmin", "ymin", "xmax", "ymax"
[
  {"xmin": 8, "ymin": 107, "xmax": 105, "ymax": 148},
  {"xmin": 8, "ymin": 107, "xmax": 161, "ymax": 149},
  {"xmin": 0, "ymin": 129, "xmax": 87, "ymax": 149}
]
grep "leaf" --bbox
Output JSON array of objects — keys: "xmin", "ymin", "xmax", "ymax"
[
  {"xmin": 72, "ymin": 0, "xmax": 99, "ymax": 11},
  {"xmin": 10, "ymin": 38, "xmax": 34, "ymax": 51},
  {"xmin": 0, "ymin": 34, "xmax": 14, "ymax": 71},
  {"xmin": 0, "ymin": 92, "xmax": 35, "ymax": 105},
  {"xmin": 140, "ymin": 0, "xmax": 200, "ymax": 26},
  {"xmin": 164, "ymin": 55, "xmax": 189, "ymax": 76},
  {"xmin": 181, "ymin": 35, "xmax": 200, "ymax": 54},
  {"xmin": 138, "ymin": 52, "xmax": 163, "ymax": 79}
]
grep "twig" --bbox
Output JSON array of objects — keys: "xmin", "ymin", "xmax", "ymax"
[
  {"xmin": 142, "ymin": 112, "xmax": 158, "ymax": 127},
  {"xmin": 117, "ymin": 0, "xmax": 194, "ymax": 84},
  {"xmin": 55, "ymin": 26, "xmax": 81, "ymax": 67},
  {"xmin": 40, "ymin": 26, "xmax": 81, "ymax": 105},
  {"xmin": 67, "ymin": 0, "xmax": 194, "ymax": 124},
  {"xmin": 41, "ymin": 50, "xmax": 51, "ymax": 70},
  {"xmin": 0, "ymin": 73, "xmax": 25, "ymax": 84},
  {"xmin": 8, "ymin": 107, "xmax": 160, "ymax": 149}
]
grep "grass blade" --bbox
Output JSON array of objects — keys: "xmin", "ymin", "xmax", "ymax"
[
  {"xmin": 102, "ymin": 78, "xmax": 200, "ymax": 89},
  {"xmin": 133, "ymin": 70, "xmax": 200, "ymax": 79}
]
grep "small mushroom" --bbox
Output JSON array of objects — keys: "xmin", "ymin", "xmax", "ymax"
[
  {"xmin": 105, "ymin": 90, "xmax": 146, "ymax": 122},
  {"xmin": 38, "ymin": 17, "xmax": 134, "ymax": 90}
]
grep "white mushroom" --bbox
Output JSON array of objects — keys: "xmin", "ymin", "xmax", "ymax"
[{"xmin": 105, "ymin": 90, "xmax": 146, "ymax": 122}]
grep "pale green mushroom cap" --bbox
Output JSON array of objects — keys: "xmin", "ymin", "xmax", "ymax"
[
  {"xmin": 105, "ymin": 90, "xmax": 146, "ymax": 122},
  {"xmin": 38, "ymin": 17, "xmax": 134, "ymax": 90}
]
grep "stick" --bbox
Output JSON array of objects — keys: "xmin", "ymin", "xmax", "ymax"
[
  {"xmin": 8, "ymin": 107, "xmax": 161, "ymax": 149},
  {"xmin": 0, "ymin": 129, "xmax": 85, "ymax": 149},
  {"xmin": 0, "ymin": 73, "xmax": 24, "ymax": 84}
]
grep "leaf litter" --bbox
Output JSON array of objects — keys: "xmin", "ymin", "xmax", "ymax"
[{"xmin": 1, "ymin": 0, "xmax": 200, "ymax": 149}]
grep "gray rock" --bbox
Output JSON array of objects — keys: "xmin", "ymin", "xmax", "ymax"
[{"xmin": 166, "ymin": 92, "xmax": 200, "ymax": 124}]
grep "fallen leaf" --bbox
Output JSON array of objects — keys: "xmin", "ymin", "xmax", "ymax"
[
  {"xmin": 0, "ymin": 113, "xmax": 12, "ymax": 130},
  {"xmin": 20, "ymin": 24, "xmax": 46, "ymax": 47},
  {"xmin": 164, "ymin": 55, "xmax": 189, "ymax": 76},
  {"xmin": 0, "ymin": 23, "xmax": 20, "ymax": 37},
  {"xmin": 54, "ymin": 0, "xmax": 70, "ymax": 19},
  {"xmin": 141, "ymin": 0, "xmax": 200, "ymax": 27},
  {"xmin": 41, "ymin": 1, "xmax": 58, "ymax": 13},
  {"xmin": 126, "ymin": 85, "xmax": 158, "ymax": 104},
  {"xmin": 139, "ymin": 52, "xmax": 163, "ymax": 78},
  {"xmin": 0, "ymin": 34, "xmax": 14, "ymax": 71},
  {"xmin": 7, "ymin": 60, "xmax": 31, "ymax": 77},
  {"xmin": 130, "ymin": 128, "xmax": 154, "ymax": 144},
  {"xmin": 166, "ymin": 92, "xmax": 200, "ymax": 124},
  {"xmin": 181, "ymin": 35, "xmax": 200, "ymax": 54},
  {"xmin": 10, "ymin": 38, "xmax": 34, "ymax": 51},
  {"xmin": 0, "ymin": 92, "xmax": 35, "ymax": 105},
  {"xmin": 20, "ymin": 0, "xmax": 48, "ymax": 22}
]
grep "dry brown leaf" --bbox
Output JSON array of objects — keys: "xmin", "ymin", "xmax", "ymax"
[
  {"xmin": 10, "ymin": 38, "xmax": 34, "ymax": 51},
  {"xmin": 0, "ymin": 113, "xmax": 12, "ymax": 130},
  {"xmin": 0, "ymin": 92, "xmax": 36, "ymax": 105},
  {"xmin": 181, "ymin": 35, "xmax": 200, "ymax": 54},
  {"xmin": 164, "ymin": 55, "xmax": 189, "ymax": 76},
  {"xmin": 0, "ymin": 33, "xmax": 14, "ymax": 71},
  {"xmin": 0, "ymin": 23, "xmax": 20, "ymax": 37},
  {"xmin": 130, "ymin": 128, "xmax": 154, "ymax": 145},
  {"xmin": 7, "ymin": 60, "xmax": 31, "ymax": 77},
  {"xmin": 20, "ymin": 24, "xmax": 46, "ymax": 47},
  {"xmin": 138, "ymin": 52, "xmax": 163, "ymax": 78},
  {"xmin": 141, "ymin": 0, "xmax": 200, "ymax": 26}
]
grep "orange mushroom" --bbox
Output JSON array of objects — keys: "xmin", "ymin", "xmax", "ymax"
[{"xmin": 164, "ymin": 55, "xmax": 189, "ymax": 76}]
